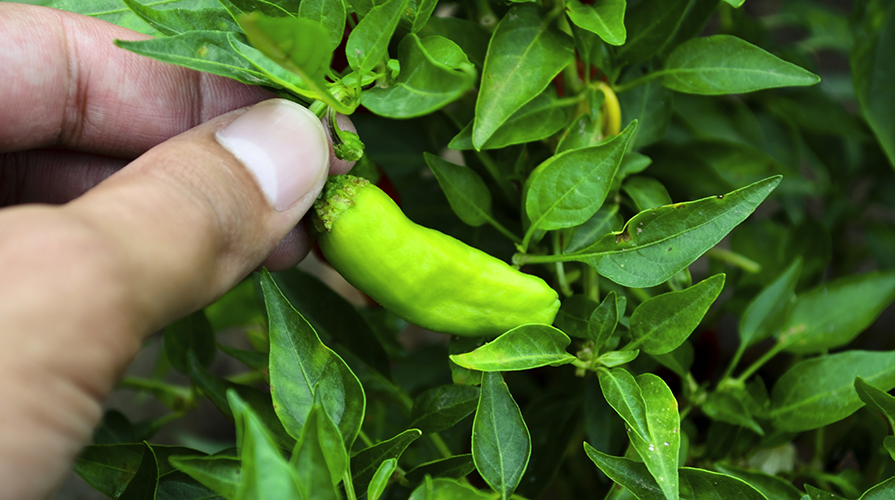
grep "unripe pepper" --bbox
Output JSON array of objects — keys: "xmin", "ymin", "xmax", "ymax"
[{"xmin": 311, "ymin": 175, "xmax": 560, "ymax": 337}]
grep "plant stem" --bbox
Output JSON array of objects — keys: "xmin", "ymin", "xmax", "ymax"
[
  {"xmin": 706, "ymin": 247, "xmax": 762, "ymax": 273},
  {"xmin": 553, "ymin": 232, "xmax": 574, "ymax": 297},
  {"xmin": 734, "ymin": 340, "xmax": 787, "ymax": 384},
  {"xmin": 486, "ymin": 216, "xmax": 523, "ymax": 245},
  {"xmin": 612, "ymin": 70, "xmax": 671, "ymax": 93},
  {"xmin": 428, "ymin": 433, "xmax": 453, "ymax": 459},
  {"xmin": 343, "ymin": 469, "xmax": 357, "ymax": 500},
  {"xmin": 358, "ymin": 429, "xmax": 374, "ymax": 448},
  {"xmin": 584, "ymin": 265, "xmax": 600, "ymax": 302}
]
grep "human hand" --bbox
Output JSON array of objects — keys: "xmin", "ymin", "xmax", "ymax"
[{"xmin": 0, "ymin": 4, "xmax": 354, "ymax": 499}]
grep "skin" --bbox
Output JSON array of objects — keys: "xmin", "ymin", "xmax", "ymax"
[
  {"xmin": 314, "ymin": 176, "xmax": 561, "ymax": 337},
  {"xmin": 0, "ymin": 4, "xmax": 355, "ymax": 499}
]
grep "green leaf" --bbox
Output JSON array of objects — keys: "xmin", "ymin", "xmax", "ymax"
[
  {"xmin": 615, "ymin": 0, "xmax": 694, "ymax": 64},
  {"xmin": 583, "ymin": 444, "xmax": 665, "ymax": 500},
  {"xmin": 290, "ymin": 395, "xmax": 345, "ymax": 500},
  {"xmin": 851, "ymin": 0, "xmax": 895, "ymax": 169},
  {"xmin": 861, "ymin": 477, "xmax": 895, "ymax": 499},
  {"xmin": 417, "ymin": 17, "xmax": 490, "ymax": 69},
  {"xmin": 564, "ymin": 203, "xmax": 623, "ymax": 253},
  {"xmin": 886, "ymin": 436, "xmax": 895, "ymax": 462},
  {"xmin": 451, "ymin": 88, "xmax": 573, "ymax": 150},
  {"xmin": 218, "ymin": 344, "xmax": 268, "ymax": 372},
  {"xmin": 651, "ymin": 341, "xmax": 695, "ymax": 378},
  {"xmin": 449, "ymin": 336, "xmax": 485, "ymax": 386},
  {"xmin": 408, "ymin": 478, "xmax": 494, "ymax": 499},
  {"xmin": 597, "ymin": 350, "xmax": 640, "ymax": 367},
  {"xmin": 701, "ymin": 391, "xmax": 764, "ymax": 435},
  {"xmin": 516, "ymin": 390, "xmax": 583, "ymax": 500},
  {"xmin": 661, "ymin": 35, "xmax": 821, "ymax": 95},
  {"xmin": 92, "ymin": 410, "xmax": 136, "ymax": 445},
  {"xmin": 271, "ymin": 268, "xmax": 391, "ymax": 379},
  {"xmin": 122, "ymin": 0, "xmax": 238, "ymax": 35},
  {"xmin": 115, "ymin": 31, "xmax": 269, "ymax": 85},
  {"xmin": 567, "ymin": 176, "xmax": 781, "ymax": 288},
  {"xmin": 473, "ymin": 4, "xmax": 574, "ymax": 149},
  {"xmin": 590, "ymin": 291, "xmax": 621, "ymax": 348},
  {"xmin": 347, "ymin": 0, "xmax": 410, "ymax": 76},
  {"xmin": 679, "ymin": 467, "xmax": 768, "ymax": 499},
  {"xmin": 472, "ymin": 372, "xmax": 531, "ymax": 500},
  {"xmin": 403, "ymin": 455, "xmax": 476, "ymax": 486},
  {"xmin": 855, "ymin": 376, "xmax": 895, "ymax": 429},
  {"xmin": 804, "ymin": 485, "xmax": 847, "ymax": 500},
  {"xmin": 119, "ymin": 442, "xmax": 159, "ymax": 500},
  {"xmin": 425, "ymin": 153, "xmax": 493, "ymax": 227},
  {"xmin": 351, "ymin": 429, "xmax": 422, "ymax": 493},
  {"xmin": 618, "ymin": 68, "xmax": 674, "ymax": 149},
  {"xmin": 565, "ymin": 0, "xmax": 626, "ymax": 46},
  {"xmin": 622, "ymin": 176, "xmax": 673, "ymax": 212},
  {"xmin": 779, "ymin": 270, "xmax": 895, "ymax": 354},
  {"xmin": 524, "ymin": 122, "xmax": 636, "ymax": 239},
  {"xmin": 769, "ymin": 350, "xmax": 895, "ymax": 432},
  {"xmin": 714, "ymin": 463, "xmax": 805, "ymax": 500},
  {"xmin": 228, "ymin": 391, "xmax": 302, "ymax": 500},
  {"xmin": 164, "ymin": 310, "xmax": 215, "ymax": 374},
  {"xmin": 238, "ymin": 13, "xmax": 348, "ymax": 112},
  {"xmin": 169, "ymin": 455, "xmax": 241, "ymax": 499},
  {"xmin": 368, "ymin": 458, "xmax": 397, "ymax": 500},
  {"xmin": 362, "ymin": 34, "xmax": 477, "ymax": 118},
  {"xmin": 218, "ymin": 0, "xmax": 295, "ymax": 18},
  {"xmin": 555, "ymin": 295, "xmax": 599, "ymax": 339},
  {"xmin": 632, "ymin": 374, "xmax": 681, "ymax": 500},
  {"xmin": 449, "ymin": 325, "xmax": 577, "ymax": 371},
  {"xmin": 229, "ymin": 37, "xmax": 317, "ymax": 99},
  {"xmin": 186, "ymin": 353, "xmax": 294, "ymax": 450},
  {"xmin": 739, "ymin": 258, "xmax": 801, "ymax": 349},
  {"xmin": 556, "ymin": 114, "xmax": 603, "ymax": 155},
  {"xmin": 74, "ymin": 444, "xmax": 145, "ymax": 498},
  {"xmin": 598, "ymin": 367, "xmax": 649, "ymax": 440},
  {"xmin": 298, "ymin": 0, "xmax": 346, "ymax": 53},
  {"xmin": 261, "ymin": 270, "xmax": 365, "ymax": 447},
  {"xmin": 628, "ymin": 274, "xmax": 725, "ymax": 355},
  {"xmin": 410, "ymin": 384, "xmax": 481, "ymax": 434}
]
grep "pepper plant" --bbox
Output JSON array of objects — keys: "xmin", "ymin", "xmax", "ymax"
[{"xmin": 24, "ymin": 0, "xmax": 895, "ymax": 498}]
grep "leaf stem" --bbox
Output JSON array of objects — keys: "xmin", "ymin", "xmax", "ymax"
[
  {"xmin": 428, "ymin": 432, "xmax": 453, "ymax": 459},
  {"xmin": 706, "ymin": 247, "xmax": 762, "ymax": 273},
  {"xmin": 611, "ymin": 70, "xmax": 671, "ymax": 94},
  {"xmin": 474, "ymin": 149, "xmax": 519, "ymax": 206},
  {"xmin": 734, "ymin": 340, "xmax": 787, "ymax": 384},
  {"xmin": 486, "ymin": 215, "xmax": 523, "ymax": 245},
  {"xmin": 584, "ymin": 265, "xmax": 600, "ymax": 302},
  {"xmin": 358, "ymin": 429, "xmax": 374, "ymax": 448},
  {"xmin": 553, "ymin": 233, "xmax": 574, "ymax": 297},
  {"xmin": 343, "ymin": 468, "xmax": 358, "ymax": 500}
]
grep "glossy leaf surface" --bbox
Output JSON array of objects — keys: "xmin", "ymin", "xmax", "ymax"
[
  {"xmin": 473, "ymin": 4, "xmax": 574, "ymax": 148},
  {"xmin": 770, "ymin": 350, "xmax": 895, "ymax": 432},
  {"xmin": 472, "ymin": 372, "xmax": 531, "ymax": 500},
  {"xmin": 449, "ymin": 324, "xmax": 576, "ymax": 371},
  {"xmin": 568, "ymin": 176, "xmax": 780, "ymax": 288}
]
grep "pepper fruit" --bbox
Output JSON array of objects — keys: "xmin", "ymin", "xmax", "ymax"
[{"xmin": 311, "ymin": 175, "xmax": 560, "ymax": 337}]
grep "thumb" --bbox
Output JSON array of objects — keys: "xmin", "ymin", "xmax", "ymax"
[{"xmin": 67, "ymin": 98, "xmax": 330, "ymax": 329}]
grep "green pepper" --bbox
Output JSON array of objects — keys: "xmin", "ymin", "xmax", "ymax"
[{"xmin": 311, "ymin": 175, "xmax": 560, "ymax": 337}]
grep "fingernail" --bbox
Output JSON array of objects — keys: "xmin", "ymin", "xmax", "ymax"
[{"xmin": 216, "ymin": 99, "xmax": 329, "ymax": 211}]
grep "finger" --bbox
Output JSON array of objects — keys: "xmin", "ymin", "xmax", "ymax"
[
  {"xmin": 0, "ymin": 150, "xmax": 126, "ymax": 206},
  {"xmin": 0, "ymin": 3, "xmax": 272, "ymax": 157},
  {"xmin": 0, "ymin": 98, "xmax": 330, "ymax": 499},
  {"xmin": 0, "ymin": 111, "xmax": 356, "ymax": 209}
]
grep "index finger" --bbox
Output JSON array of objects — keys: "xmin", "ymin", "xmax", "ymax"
[{"xmin": 0, "ymin": 3, "xmax": 273, "ymax": 158}]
